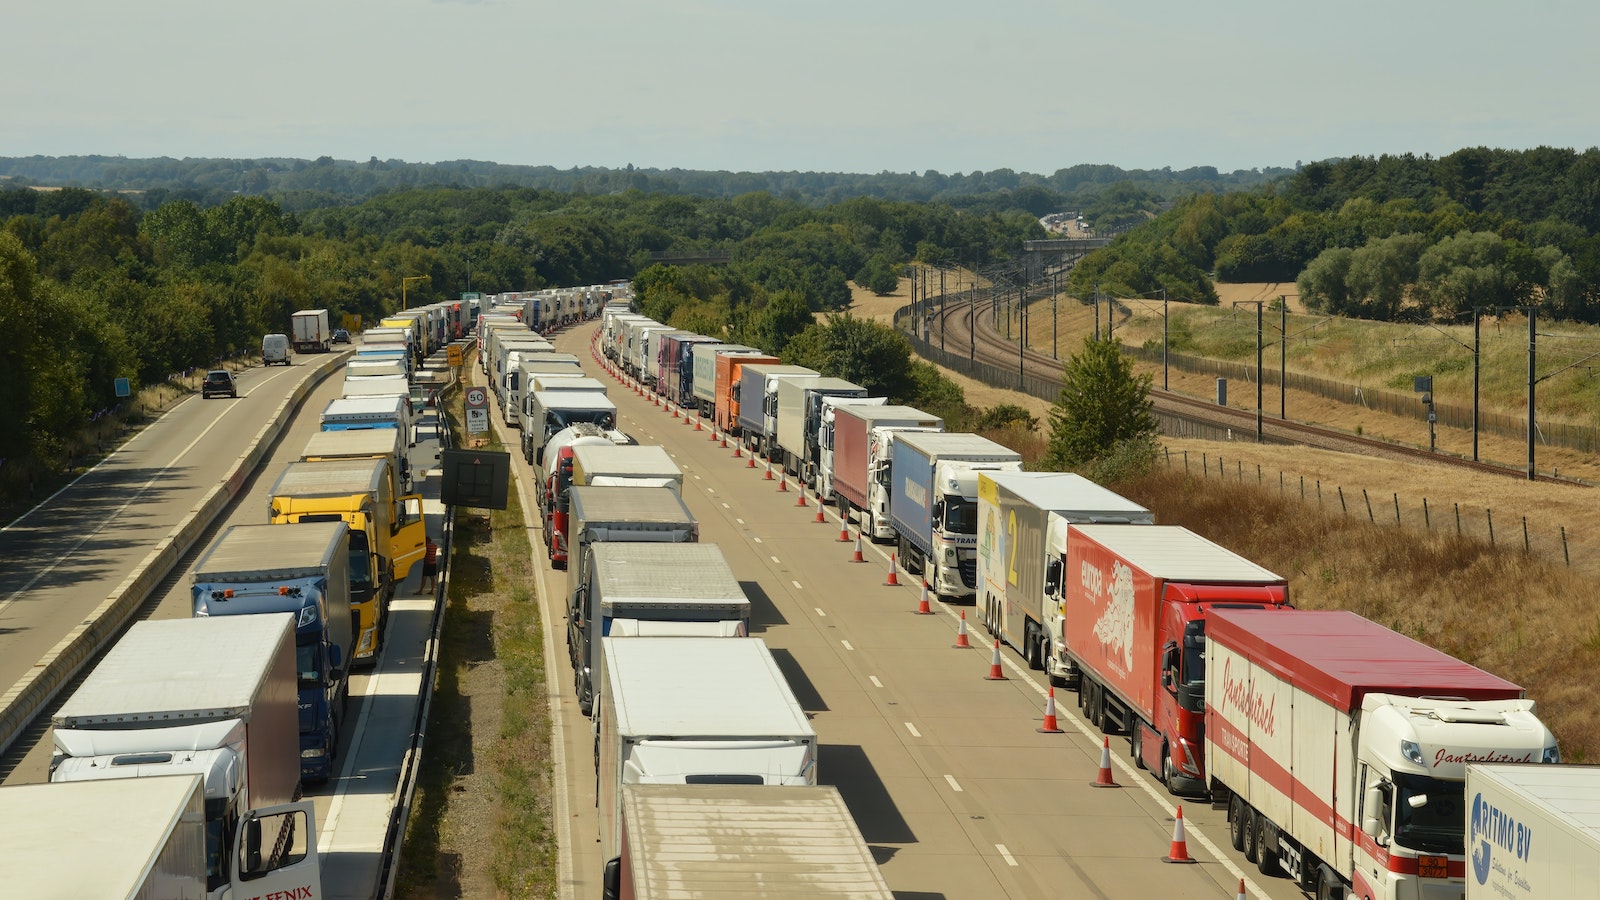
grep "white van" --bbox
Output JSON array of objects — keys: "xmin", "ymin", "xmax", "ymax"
[{"xmin": 262, "ymin": 333, "xmax": 291, "ymax": 366}]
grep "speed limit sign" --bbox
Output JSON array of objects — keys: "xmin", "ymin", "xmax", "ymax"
[{"xmin": 465, "ymin": 387, "xmax": 489, "ymax": 434}]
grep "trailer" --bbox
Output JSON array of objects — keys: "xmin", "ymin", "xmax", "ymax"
[
  {"xmin": 291, "ymin": 308, "xmax": 331, "ymax": 353},
  {"xmin": 690, "ymin": 343, "xmax": 757, "ymax": 418},
  {"xmin": 886, "ymin": 431, "xmax": 1021, "ymax": 601},
  {"xmin": 572, "ymin": 443, "xmax": 683, "ymax": 492},
  {"xmin": 779, "ymin": 377, "xmax": 867, "ymax": 486},
  {"xmin": 826, "ymin": 403, "xmax": 942, "ymax": 539},
  {"xmin": 1465, "ymin": 764, "xmax": 1600, "ymax": 900},
  {"xmin": 735, "ymin": 363, "xmax": 818, "ymax": 457},
  {"xmin": 714, "ymin": 352, "xmax": 781, "ymax": 435}
]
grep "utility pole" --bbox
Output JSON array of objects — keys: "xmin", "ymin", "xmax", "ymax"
[
  {"xmin": 1280, "ymin": 298, "xmax": 1287, "ymax": 418},
  {"xmin": 1527, "ymin": 307, "xmax": 1536, "ymax": 481},
  {"xmin": 1256, "ymin": 302, "xmax": 1264, "ymax": 443},
  {"xmin": 1161, "ymin": 288, "xmax": 1168, "ymax": 390},
  {"xmin": 1473, "ymin": 310, "xmax": 1481, "ymax": 461}
]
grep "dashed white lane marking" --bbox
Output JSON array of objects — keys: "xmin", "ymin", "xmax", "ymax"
[
  {"xmin": 996, "ymin": 845, "xmax": 1018, "ymax": 867},
  {"xmin": 752, "ymin": 536, "xmax": 762, "ymax": 543},
  {"xmin": 841, "ymin": 640, "xmax": 854, "ymax": 651},
  {"xmin": 944, "ymin": 775, "xmax": 963, "ymax": 792},
  {"xmin": 791, "ymin": 580, "xmax": 803, "ymax": 590},
  {"xmin": 868, "ymin": 676, "xmax": 883, "ymax": 688},
  {"xmin": 904, "ymin": 722, "xmax": 921, "ymax": 738},
  {"xmin": 814, "ymin": 608, "xmax": 827, "ymax": 617},
  {"xmin": 770, "ymin": 555, "xmax": 780, "ymax": 564}
]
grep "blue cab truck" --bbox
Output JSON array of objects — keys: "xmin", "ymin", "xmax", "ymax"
[{"xmin": 192, "ymin": 521, "xmax": 353, "ymax": 782}]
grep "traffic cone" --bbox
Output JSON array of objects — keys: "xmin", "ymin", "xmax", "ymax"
[
  {"xmin": 1162, "ymin": 806, "xmax": 1198, "ymax": 864},
  {"xmin": 814, "ymin": 496, "xmax": 825, "ymax": 523},
  {"xmin": 747, "ymin": 453, "xmax": 757, "ymax": 468},
  {"xmin": 778, "ymin": 475, "xmax": 789, "ymax": 492},
  {"xmin": 1091, "ymin": 737, "xmax": 1119, "ymax": 786},
  {"xmin": 796, "ymin": 483, "xmax": 809, "ymax": 507},
  {"xmin": 838, "ymin": 523, "xmax": 851, "ymax": 543},
  {"xmin": 733, "ymin": 443, "xmax": 742, "ymax": 458},
  {"xmin": 764, "ymin": 459, "xmax": 774, "ymax": 480},
  {"xmin": 884, "ymin": 554, "xmax": 900, "ymax": 586},
  {"xmin": 952, "ymin": 611, "xmax": 971, "ymax": 648},
  {"xmin": 1234, "ymin": 878, "xmax": 1245, "ymax": 900},
  {"xmin": 851, "ymin": 534, "xmax": 866, "ymax": 561},
  {"xmin": 694, "ymin": 417, "xmax": 702, "ymax": 431},
  {"xmin": 984, "ymin": 639, "xmax": 1007, "ymax": 680},
  {"xmin": 1037, "ymin": 687, "xmax": 1064, "ymax": 733},
  {"xmin": 914, "ymin": 581, "xmax": 933, "ymax": 615}
]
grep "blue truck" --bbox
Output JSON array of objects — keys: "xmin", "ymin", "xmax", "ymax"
[
  {"xmin": 886, "ymin": 431, "xmax": 1021, "ymax": 603},
  {"xmin": 192, "ymin": 521, "xmax": 353, "ymax": 782}
]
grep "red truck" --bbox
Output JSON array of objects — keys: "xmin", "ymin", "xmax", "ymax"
[
  {"xmin": 714, "ymin": 353, "xmax": 779, "ymax": 436},
  {"xmin": 1061, "ymin": 524, "xmax": 1288, "ymax": 795},
  {"xmin": 828, "ymin": 404, "xmax": 942, "ymax": 542}
]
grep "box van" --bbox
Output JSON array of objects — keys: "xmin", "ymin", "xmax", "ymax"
[{"xmin": 262, "ymin": 333, "xmax": 290, "ymax": 366}]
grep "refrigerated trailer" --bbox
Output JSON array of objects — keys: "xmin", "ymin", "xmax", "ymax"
[{"xmin": 1465, "ymin": 764, "xmax": 1600, "ymax": 900}]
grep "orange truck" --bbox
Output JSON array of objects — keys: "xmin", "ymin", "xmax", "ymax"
[{"xmin": 713, "ymin": 353, "xmax": 779, "ymax": 436}]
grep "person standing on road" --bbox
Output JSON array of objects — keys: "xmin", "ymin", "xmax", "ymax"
[{"xmin": 417, "ymin": 536, "xmax": 439, "ymax": 594}]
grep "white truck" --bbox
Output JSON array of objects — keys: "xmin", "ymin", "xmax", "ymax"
[
  {"xmin": 1206, "ymin": 608, "xmax": 1559, "ymax": 900},
  {"xmin": 344, "ymin": 356, "xmax": 408, "ymax": 382},
  {"xmin": 49, "ymin": 615, "xmax": 319, "ymax": 897},
  {"xmin": 571, "ymin": 443, "xmax": 683, "ymax": 492},
  {"xmin": 975, "ymin": 471, "xmax": 1152, "ymax": 683},
  {"xmin": 1, "ymin": 774, "xmax": 321, "ymax": 900},
  {"xmin": 505, "ymin": 350, "xmax": 580, "ymax": 426},
  {"xmin": 321, "ymin": 393, "xmax": 414, "ymax": 444},
  {"xmin": 565, "ymin": 485, "xmax": 700, "ymax": 714},
  {"xmin": 825, "ymin": 402, "xmax": 942, "ymax": 540},
  {"xmin": 524, "ymin": 389, "xmax": 618, "ymax": 465},
  {"xmin": 291, "ymin": 308, "xmax": 331, "ymax": 353},
  {"xmin": 340, "ymin": 372, "xmax": 410, "ymax": 400},
  {"xmin": 886, "ymin": 431, "xmax": 1022, "ymax": 601},
  {"xmin": 597, "ymin": 636, "xmax": 818, "ymax": 892},
  {"xmin": 1465, "ymin": 764, "xmax": 1600, "ymax": 900},
  {"xmin": 571, "ymin": 543, "xmax": 751, "ymax": 723},
  {"xmin": 610, "ymin": 784, "xmax": 891, "ymax": 900}
]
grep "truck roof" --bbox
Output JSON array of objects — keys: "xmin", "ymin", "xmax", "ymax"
[
  {"xmin": 837, "ymin": 403, "xmax": 942, "ymax": 427},
  {"xmin": 271, "ymin": 457, "xmax": 389, "ymax": 498},
  {"xmin": 801, "ymin": 377, "xmax": 865, "ymax": 393},
  {"xmin": 1071, "ymin": 524, "xmax": 1282, "ymax": 583},
  {"xmin": 982, "ymin": 472, "xmax": 1150, "ymax": 519},
  {"xmin": 1208, "ymin": 608, "xmax": 1524, "ymax": 713},
  {"xmin": 301, "ymin": 428, "xmax": 402, "ymax": 461},
  {"xmin": 570, "ymin": 485, "xmax": 695, "ymax": 526},
  {"xmin": 620, "ymin": 784, "xmax": 891, "ymax": 899},
  {"xmin": 194, "ymin": 521, "xmax": 347, "ymax": 581},
  {"xmin": 531, "ymin": 376, "xmax": 606, "ymax": 392},
  {"xmin": 894, "ymin": 430, "xmax": 1019, "ymax": 460},
  {"xmin": 54, "ymin": 615, "xmax": 294, "ymax": 726},
  {"xmin": 1468, "ymin": 764, "xmax": 1600, "ymax": 836},
  {"xmin": 532, "ymin": 391, "xmax": 617, "ymax": 411},
  {"xmin": 323, "ymin": 394, "xmax": 407, "ymax": 416},
  {"xmin": 0, "ymin": 775, "xmax": 206, "ymax": 897},
  {"xmin": 592, "ymin": 543, "xmax": 749, "ymax": 606},
  {"xmin": 604, "ymin": 637, "xmax": 813, "ymax": 738},
  {"xmin": 740, "ymin": 363, "xmax": 815, "ymax": 379},
  {"xmin": 574, "ymin": 444, "xmax": 680, "ymax": 479}
]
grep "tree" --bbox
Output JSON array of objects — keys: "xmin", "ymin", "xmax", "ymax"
[{"xmin": 1044, "ymin": 336, "xmax": 1157, "ymax": 472}]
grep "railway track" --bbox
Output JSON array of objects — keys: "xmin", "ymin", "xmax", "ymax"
[{"xmin": 928, "ymin": 299, "xmax": 1577, "ymax": 484}]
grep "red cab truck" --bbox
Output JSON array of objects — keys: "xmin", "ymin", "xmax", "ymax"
[
  {"xmin": 714, "ymin": 352, "xmax": 780, "ymax": 436},
  {"xmin": 1061, "ymin": 524, "xmax": 1288, "ymax": 795}
]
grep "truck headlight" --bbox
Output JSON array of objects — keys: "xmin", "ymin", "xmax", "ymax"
[
  {"xmin": 302, "ymin": 748, "xmax": 327, "ymax": 759},
  {"xmin": 1401, "ymin": 739, "xmax": 1425, "ymax": 766},
  {"xmin": 1543, "ymin": 745, "xmax": 1561, "ymax": 764}
]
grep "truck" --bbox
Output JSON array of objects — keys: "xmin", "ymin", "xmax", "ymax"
[
  {"xmin": 1062, "ymin": 524, "xmax": 1286, "ymax": 794},
  {"xmin": 734, "ymin": 363, "xmax": 817, "ymax": 458},
  {"xmin": 341, "ymin": 372, "xmax": 410, "ymax": 401},
  {"xmin": 524, "ymin": 389, "xmax": 619, "ymax": 466},
  {"xmin": 1205, "ymin": 609, "xmax": 1559, "ymax": 900},
  {"xmin": 539, "ymin": 424, "xmax": 637, "ymax": 567},
  {"xmin": 565, "ymin": 486, "xmax": 699, "ymax": 714},
  {"xmin": 974, "ymin": 473, "xmax": 1153, "ymax": 683},
  {"xmin": 663, "ymin": 333, "xmax": 720, "ymax": 410},
  {"xmin": 775, "ymin": 376, "xmax": 865, "ymax": 485},
  {"xmin": 690, "ymin": 342, "xmax": 757, "ymax": 418},
  {"xmin": 505, "ymin": 349, "xmax": 579, "ymax": 425},
  {"xmin": 1464, "ymin": 764, "xmax": 1598, "ymax": 900},
  {"xmin": 596, "ymin": 637, "xmax": 818, "ymax": 888},
  {"xmin": 4, "ymin": 774, "xmax": 321, "ymax": 900},
  {"xmin": 344, "ymin": 356, "xmax": 408, "ymax": 381},
  {"xmin": 641, "ymin": 328, "xmax": 690, "ymax": 389},
  {"xmin": 714, "ymin": 351, "xmax": 781, "ymax": 436},
  {"xmin": 827, "ymin": 403, "xmax": 943, "ymax": 539},
  {"xmin": 192, "ymin": 522, "xmax": 353, "ymax": 779},
  {"xmin": 321, "ymin": 393, "xmax": 414, "ymax": 443},
  {"xmin": 570, "ymin": 543, "xmax": 751, "ymax": 720},
  {"xmin": 609, "ymin": 784, "xmax": 891, "ymax": 900},
  {"xmin": 572, "ymin": 443, "xmax": 683, "ymax": 492},
  {"xmin": 300, "ymin": 426, "xmax": 413, "ymax": 519},
  {"xmin": 48, "ymin": 615, "xmax": 316, "ymax": 897},
  {"xmin": 291, "ymin": 308, "xmax": 332, "ymax": 353},
  {"xmin": 886, "ymin": 431, "xmax": 1021, "ymax": 601},
  {"xmin": 267, "ymin": 457, "xmax": 427, "ymax": 649}
]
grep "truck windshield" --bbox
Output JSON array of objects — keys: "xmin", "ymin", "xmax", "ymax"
[
  {"xmin": 347, "ymin": 531, "xmax": 373, "ymax": 589},
  {"xmin": 296, "ymin": 641, "xmax": 323, "ymax": 686},
  {"xmin": 1393, "ymin": 772, "xmax": 1466, "ymax": 854},
  {"xmin": 548, "ymin": 410, "xmax": 616, "ymax": 430},
  {"xmin": 943, "ymin": 497, "xmax": 977, "ymax": 534}
]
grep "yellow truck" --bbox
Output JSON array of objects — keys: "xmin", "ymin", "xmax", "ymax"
[{"xmin": 268, "ymin": 456, "xmax": 426, "ymax": 664}]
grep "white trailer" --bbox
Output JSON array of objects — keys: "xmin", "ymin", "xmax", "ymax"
[
  {"xmin": 572, "ymin": 443, "xmax": 683, "ymax": 492},
  {"xmin": 291, "ymin": 308, "xmax": 331, "ymax": 353},
  {"xmin": 1465, "ymin": 764, "xmax": 1600, "ymax": 900}
]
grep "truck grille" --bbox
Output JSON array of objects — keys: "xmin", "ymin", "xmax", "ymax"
[{"xmin": 959, "ymin": 559, "xmax": 977, "ymax": 588}]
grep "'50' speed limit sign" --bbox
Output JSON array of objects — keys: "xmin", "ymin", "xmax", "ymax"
[{"xmin": 466, "ymin": 387, "xmax": 489, "ymax": 433}]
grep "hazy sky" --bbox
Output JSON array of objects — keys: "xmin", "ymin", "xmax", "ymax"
[{"xmin": 4, "ymin": 1, "xmax": 1595, "ymax": 175}]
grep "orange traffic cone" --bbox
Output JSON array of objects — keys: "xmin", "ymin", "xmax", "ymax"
[
  {"xmin": 764, "ymin": 459, "xmax": 774, "ymax": 480},
  {"xmin": 734, "ymin": 444, "xmax": 743, "ymax": 458},
  {"xmin": 1162, "ymin": 806, "xmax": 1198, "ymax": 864},
  {"xmin": 1091, "ymin": 737, "xmax": 1119, "ymax": 786},
  {"xmin": 778, "ymin": 475, "xmax": 789, "ymax": 492},
  {"xmin": 796, "ymin": 483, "xmax": 809, "ymax": 507},
  {"xmin": 746, "ymin": 453, "xmax": 756, "ymax": 468},
  {"xmin": 984, "ymin": 639, "xmax": 1007, "ymax": 680},
  {"xmin": 952, "ymin": 611, "xmax": 971, "ymax": 648},
  {"xmin": 914, "ymin": 581, "xmax": 933, "ymax": 615},
  {"xmin": 884, "ymin": 554, "xmax": 900, "ymax": 586},
  {"xmin": 814, "ymin": 496, "xmax": 825, "ymax": 523},
  {"xmin": 1037, "ymin": 688, "xmax": 1064, "ymax": 733},
  {"xmin": 851, "ymin": 534, "xmax": 865, "ymax": 561},
  {"xmin": 1234, "ymin": 878, "xmax": 1246, "ymax": 900},
  {"xmin": 838, "ymin": 523, "xmax": 852, "ymax": 543},
  {"xmin": 694, "ymin": 417, "xmax": 702, "ymax": 431}
]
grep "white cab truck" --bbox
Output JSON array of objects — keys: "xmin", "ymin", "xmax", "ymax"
[
  {"xmin": 1206, "ymin": 608, "xmax": 1559, "ymax": 900},
  {"xmin": 572, "ymin": 443, "xmax": 683, "ymax": 492},
  {"xmin": 49, "ymin": 615, "xmax": 318, "ymax": 897},
  {"xmin": 570, "ymin": 543, "xmax": 751, "ymax": 722},
  {"xmin": 597, "ymin": 637, "xmax": 818, "ymax": 892},
  {"xmin": 734, "ymin": 363, "xmax": 818, "ymax": 457},
  {"xmin": 610, "ymin": 784, "xmax": 891, "ymax": 900},
  {"xmin": 975, "ymin": 471, "xmax": 1153, "ymax": 682},
  {"xmin": 291, "ymin": 308, "xmax": 331, "ymax": 353},
  {"xmin": 565, "ymin": 486, "xmax": 699, "ymax": 714},
  {"xmin": 783, "ymin": 377, "xmax": 867, "ymax": 487},
  {"xmin": 1, "ymin": 774, "xmax": 321, "ymax": 900},
  {"xmin": 826, "ymin": 403, "xmax": 942, "ymax": 540},
  {"xmin": 321, "ymin": 393, "xmax": 414, "ymax": 444},
  {"xmin": 524, "ymin": 390, "xmax": 619, "ymax": 467},
  {"xmin": 886, "ymin": 431, "xmax": 1021, "ymax": 601},
  {"xmin": 1464, "ymin": 764, "xmax": 1600, "ymax": 900}
]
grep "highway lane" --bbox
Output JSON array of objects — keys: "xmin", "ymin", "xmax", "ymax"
[
  {"xmin": 0, "ymin": 358, "xmax": 342, "ymax": 695},
  {"xmin": 2, "ymin": 340, "xmax": 453, "ymax": 900},
  {"xmin": 537, "ymin": 325, "xmax": 1308, "ymax": 900}
]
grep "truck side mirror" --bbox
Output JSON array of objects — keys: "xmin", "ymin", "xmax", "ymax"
[
  {"xmin": 1362, "ymin": 785, "xmax": 1387, "ymax": 840},
  {"xmin": 329, "ymin": 644, "xmax": 343, "ymax": 672},
  {"xmin": 1044, "ymin": 559, "xmax": 1062, "ymax": 595}
]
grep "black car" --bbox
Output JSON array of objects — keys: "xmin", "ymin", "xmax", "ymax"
[
  {"xmin": 332, "ymin": 328, "xmax": 351, "ymax": 344},
  {"xmin": 202, "ymin": 369, "xmax": 237, "ymax": 399}
]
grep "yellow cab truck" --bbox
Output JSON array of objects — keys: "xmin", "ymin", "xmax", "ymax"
[{"xmin": 268, "ymin": 456, "xmax": 426, "ymax": 665}]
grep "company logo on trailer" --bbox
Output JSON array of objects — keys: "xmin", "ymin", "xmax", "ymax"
[
  {"xmin": 1470, "ymin": 791, "xmax": 1533, "ymax": 888},
  {"xmin": 1085, "ymin": 560, "xmax": 1135, "ymax": 671},
  {"xmin": 1219, "ymin": 659, "xmax": 1276, "ymax": 736}
]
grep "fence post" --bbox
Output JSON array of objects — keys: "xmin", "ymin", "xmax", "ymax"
[
  {"xmin": 1300, "ymin": 475, "xmax": 1305, "ymax": 501},
  {"xmin": 1258, "ymin": 464, "xmax": 1262, "ymax": 486},
  {"xmin": 1184, "ymin": 450, "xmax": 1189, "ymax": 473},
  {"xmin": 1423, "ymin": 497, "xmax": 1430, "ymax": 530},
  {"xmin": 1487, "ymin": 508, "xmax": 1495, "ymax": 546},
  {"xmin": 1455, "ymin": 503, "xmax": 1461, "ymax": 536},
  {"xmin": 1338, "ymin": 486, "xmax": 1347, "ymax": 515},
  {"xmin": 1317, "ymin": 480, "xmax": 1322, "ymax": 505},
  {"xmin": 1562, "ymin": 526, "xmax": 1569, "ymax": 566},
  {"xmin": 1363, "ymin": 489, "xmax": 1374, "ymax": 523},
  {"xmin": 1203, "ymin": 452, "xmax": 1208, "ymax": 476},
  {"xmin": 1393, "ymin": 493, "xmax": 1400, "ymax": 525},
  {"xmin": 1522, "ymin": 517, "xmax": 1529, "ymax": 555}
]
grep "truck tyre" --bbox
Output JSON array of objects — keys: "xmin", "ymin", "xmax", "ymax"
[
  {"xmin": 1130, "ymin": 723, "xmax": 1143, "ymax": 767},
  {"xmin": 1254, "ymin": 816, "xmax": 1281, "ymax": 876},
  {"xmin": 1241, "ymin": 805, "xmax": 1260, "ymax": 864},
  {"xmin": 1314, "ymin": 865, "xmax": 1343, "ymax": 900},
  {"xmin": 1229, "ymin": 794, "xmax": 1247, "ymax": 851}
]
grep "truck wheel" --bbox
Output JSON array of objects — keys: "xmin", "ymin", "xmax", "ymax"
[
  {"xmin": 1229, "ymin": 795, "xmax": 1247, "ymax": 851},
  {"xmin": 1130, "ymin": 724, "xmax": 1144, "ymax": 768},
  {"xmin": 1314, "ymin": 865, "xmax": 1343, "ymax": 900},
  {"xmin": 1241, "ymin": 806, "xmax": 1260, "ymax": 863},
  {"xmin": 1255, "ymin": 817, "xmax": 1281, "ymax": 876}
]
